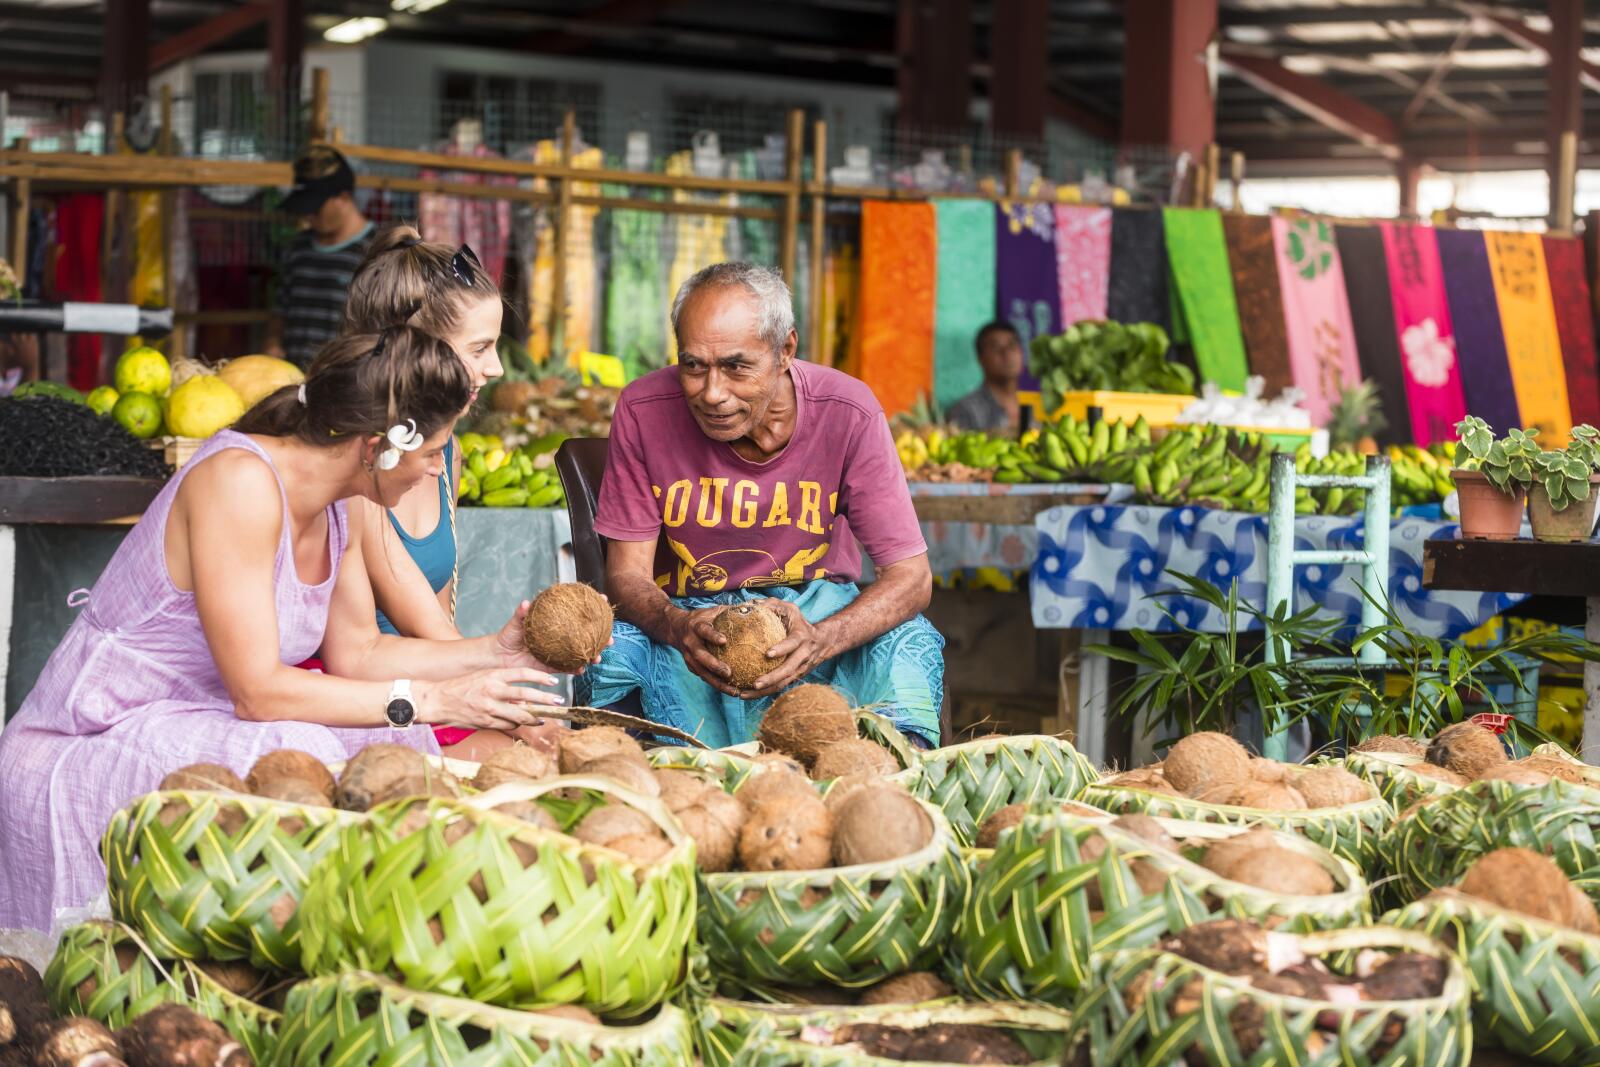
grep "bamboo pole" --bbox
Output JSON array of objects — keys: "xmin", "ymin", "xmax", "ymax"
[
  {"xmin": 807, "ymin": 117, "xmax": 827, "ymax": 364},
  {"xmin": 1004, "ymin": 149, "xmax": 1022, "ymax": 199},
  {"xmin": 310, "ymin": 68, "xmax": 330, "ymax": 144},
  {"xmin": 8, "ymin": 138, "xmax": 28, "ymax": 276},
  {"xmin": 1230, "ymin": 151, "xmax": 1245, "ymax": 213},
  {"xmin": 551, "ymin": 109, "xmax": 575, "ymax": 363},
  {"xmin": 779, "ymin": 108, "xmax": 806, "ymax": 285},
  {"xmin": 1554, "ymin": 130, "xmax": 1577, "ymax": 235},
  {"xmin": 1204, "ymin": 143, "xmax": 1221, "ymax": 208}
]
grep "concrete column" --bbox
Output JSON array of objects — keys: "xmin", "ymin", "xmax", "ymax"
[{"xmin": 1547, "ymin": 0, "xmax": 1583, "ymax": 229}]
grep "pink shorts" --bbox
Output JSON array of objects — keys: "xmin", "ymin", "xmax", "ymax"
[{"xmin": 292, "ymin": 658, "xmax": 472, "ymax": 747}]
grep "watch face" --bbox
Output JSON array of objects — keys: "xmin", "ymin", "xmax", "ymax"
[{"xmin": 386, "ymin": 698, "xmax": 415, "ymax": 727}]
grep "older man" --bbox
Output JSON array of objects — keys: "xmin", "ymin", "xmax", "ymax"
[{"xmin": 578, "ymin": 262, "xmax": 942, "ymax": 748}]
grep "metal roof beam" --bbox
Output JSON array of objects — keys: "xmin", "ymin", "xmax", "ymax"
[
  {"xmin": 1465, "ymin": 3, "xmax": 1600, "ymax": 92},
  {"xmin": 1218, "ymin": 45, "xmax": 1402, "ymax": 157},
  {"xmin": 150, "ymin": 0, "xmax": 273, "ymax": 71}
]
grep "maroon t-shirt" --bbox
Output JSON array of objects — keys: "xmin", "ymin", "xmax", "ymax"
[{"xmin": 594, "ymin": 361, "xmax": 927, "ymax": 597}]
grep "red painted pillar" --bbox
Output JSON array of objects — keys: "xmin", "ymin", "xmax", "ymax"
[
  {"xmin": 990, "ymin": 0, "xmax": 1048, "ymax": 140},
  {"xmin": 100, "ymin": 0, "xmax": 151, "ymax": 117},
  {"xmin": 1397, "ymin": 156, "xmax": 1422, "ymax": 218},
  {"xmin": 1547, "ymin": 0, "xmax": 1583, "ymax": 228},
  {"xmin": 896, "ymin": 0, "xmax": 974, "ymax": 136},
  {"xmin": 269, "ymin": 0, "xmax": 305, "ymax": 86},
  {"xmin": 1121, "ymin": 0, "xmax": 1217, "ymax": 162}
]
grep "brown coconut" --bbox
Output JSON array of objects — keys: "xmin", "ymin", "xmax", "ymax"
[
  {"xmin": 735, "ymin": 766, "xmax": 818, "ymax": 812},
  {"xmin": 758, "ymin": 684, "xmax": 855, "ymax": 766},
  {"xmin": 1109, "ymin": 768, "xmax": 1179, "ymax": 796},
  {"xmin": 245, "ymin": 750, "xmax": 334, "ymax": 803},
  {"xmin": 194, "ymin": 961, "xmax": 263, "ymax": 999},
  {"xmin": 1516, "ymin": 756, "xmax": 1589, "ymax": 785},
  {"xmin": 1249, "ymin": 760, "xmax": 1290, "ymax": 784},
  {"xmin": 522, "ymin": 583, "xmax": 612, "ymax": 673},
  {"xmin": 558, "ymin": 726, "xmax": 645, "ymax": 775},
  {"xmin": 677, "ymin": 789, "xmax": 746, "ymax": 873},
  {"xmin": 32, "ymin": 1017, "xmax": 125, "ymax": 1067},
  {"xmin": 488, "ymin": 799, "xmax": 559, "ymax": 831},
  {"xmin": 1427, "ymin": 722, "xmax": 1506, "ymax": 780},
  {"xmin": 579, "ymin": 755, "xmax": 662, "ymax": 797},
  {"xmin": 1458, "ymin": 847, "xmax": 1574, "ymax": 926},
  {"xmin": 1567, "ymin": 884, "xmax": 1600, "ymax": 935},
  {"xmin": 810, "ymin": 739, "xmax": 899, "ymax": 782},
  {"xmin": 574, "ymin": 805, "xmax": 659, "ymax": 847},
  {"xmin": 250, "ymin": 777, "xmax": 328, "ymax": 809},
  {"xmin": 1161, "ymin": 732, "xmax": 1253, "ymax": 797},
  {"xmin": 1200, "ymin": 829, "xmax": 1289, "ymax": 880},
  {"xmin": 753, "ymin": 752, "xmax": 807, "ymax": 776},
  {"xmin": 1476, "ymin": 765, "xmax": 1552, "ymax": 787},
  {"xmin": 474, "ymin": 744, "xmax": 557, "ymax": 790},
  {"xmin": 654, "ymin": 769, "xmax": 716, "ymax": 811},
  {"xmin": 831, "ymin": 787, "xmax": 931, "ymax": 867},
  {"xmin": 334, "ymin": 744, "xmax": 430, "ymax": 811},
  {"xmin": 1293, "ymin": 766, "xmax": 1373, "ymax": 808},
  {"xmin": 608, "ymin": 833, "xmax": 673, "ymax": 866},
  {"xmin": 738, "ymin": 795, "xmax": 834, "ymax": 871},
  {"xmin": 976, "ymin": 804, "xmax": 1030, "ymax": 849},
  {"xmin": 1217, "ymin": 847, "xmax": 1335, "ymax": 896},
  {"xmin": 823, "ymin": 771, "xmax": 896, "ymax": 813},
  {"xmin": 858, "ymin": 972, "xmax": 954, "ymax": 1006},
  {"xmin": 1111, "ymin": 814, "xmax": 1176, "ymax": 851},
  {"xmin": 119, "ymin": 1002, "xmax": 249, "ymax": 1067},
  {"xmin": 1355, "ymin": 735, "xmax": 1428, "ymax": 757},
  {"xmin": 159, "ymin": 763, "xmax": 245, "ymax": 794},
  {"xmin": 1230, "ymin": 781, "xmax": 1309, "ymax": 811},
  {"xmin": 1408, "ymin": 763, "xmax": 1468, "ymax": 787},
  {"xmin": 713, "ymin": 603, "xmax": 788, "ymax": 689}
]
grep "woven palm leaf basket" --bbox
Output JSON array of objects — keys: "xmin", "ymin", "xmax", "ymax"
[
  {"xmin": 699, "ymin": 793, "xmax": 967, "ymax": 993},
  {"xmin": 44, "ymin": 920, "xmax": 282, "ymax": 1063},
  {"xmin": 1374, "ymin": 778, "xmax": 1600, "ymax": 910},
  {"xmin": 951, "ymin": 809, "xmax": 1370, "ymax": 1007},
  {"xmin": 270, "ymin": 971, "xmax": 695, "ymax": 1067},
  {"xmin": 1064, "ymin": 925, "xmax": 1473, "ymax": 1067},
  {"xmin": 101, "ymin": 787, "xmax": 361, "ymax": 970},
  {"xmin": 1079, "ymin": 769, "xmax": 1393, "ymax": 874},
  {"xmin": 296, "ymin": 776, "xmax": 694, "ymax": 1019},
  {"xmin": 913, "ymin": 735, "xmax": 1098, "ymax": 848},
  {"xmin": 694, "ymin": 995, "xmax": 1074, "ymax": 1067},
  {"xmin": 649, "ymin": 709, "xmax": 923, "ymax": 794},
  {"xmin": 1340, "ymin": 750, "xmax": 1463, "ymax": 810},
  {"xmin": 1386, "ymin": 890, "xmax": 1600, "ymax": 1066}
]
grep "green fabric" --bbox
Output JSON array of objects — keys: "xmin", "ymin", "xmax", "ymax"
[
  {"xmin": 603, "ymin": 184, "xmax": 667, "ymax": 378},
  {"xmin": 1162, "ymin": 208, "xmax": 1248, "ymax": 391},
  {"xmin": 933, "ymin": 200, "xmax": 997, "ymax": 412}
]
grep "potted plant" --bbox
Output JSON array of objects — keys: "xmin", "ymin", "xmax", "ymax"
[
  {"xmin": 1451, "ymin": 416, "xmax": 1534, "ymax": 540},
  {"xmin": 1527, "ymin": 424, "xmax": 1600, "ymax": 542}
]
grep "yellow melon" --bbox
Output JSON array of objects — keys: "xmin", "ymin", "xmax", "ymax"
[{"xmin": 220, "ymin": 355, "xmax": 305, "ymax": 409}]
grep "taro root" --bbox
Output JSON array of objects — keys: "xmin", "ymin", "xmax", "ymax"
[
  {"xmin": 1162, "ymin": 919, "xmax": 1300, "ymax": 976},
  {"xmin": 522, "ymin": 583, "xmax": 612, "ymax": 674},
  {"xmin": 194, "ymin": 960, "xmax": 263, "ymax": 999},
  {"xmin": 757, "ymin": 684, "xmax": 854, "ymax": 767},
  {"xmin": 1161, "ymin": 732, "xmax": 1252, "ymax": 798},
  {"xmin": 32, "ymin": 1017, "xmax": 126, "ymax": 1067},
  {"xmin": 0, "ymin": 956, "xmax": 48, "ymax": 1052},
  {"xmin": 738, "ymin": 795, "xmax": 833, "ymax": 871},
  {"xmin": 1426, "ymin": 722, "xmax": 1506, "ymax": 780},
  {"xmin": 118, "ymin": 1003, "xmax": 251, "ymax": 1067},
  {"xmin": 1361, "ymin": 954, "xmax": 1447, "ymax": 1001},
  {"xmin": 244, "ymin": 750, "xmax": 334, "ymax": 803},
  {"xmin": 712, "ymin": 604, "xmax": 788, "ymax": 689}
]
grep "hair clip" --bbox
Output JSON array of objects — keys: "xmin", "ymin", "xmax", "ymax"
[
  {"xmin": 450, "ymin": 244, "xmax": 482, "ymax": 287},
  {"xmin": 376, "ymin": 418, "xmax": 423, "ymax": 470},
  {"xmin": 297, "ymin": 383, "xmax": 308, "ymax": 405}
]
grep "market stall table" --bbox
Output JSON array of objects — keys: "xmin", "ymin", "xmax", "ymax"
[{"xmin": 1423, "ymin": 536, "xmax": 1600, "ymax": 762}]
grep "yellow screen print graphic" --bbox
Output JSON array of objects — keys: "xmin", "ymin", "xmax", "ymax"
[{"xmin": 651, "ymin": 477, "xmax": 840, "ymax": 595}]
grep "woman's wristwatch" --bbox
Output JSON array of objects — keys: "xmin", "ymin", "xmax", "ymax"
[{"xmin": 386, "ymin": 679, "xmax": 417, "ymax": 728}]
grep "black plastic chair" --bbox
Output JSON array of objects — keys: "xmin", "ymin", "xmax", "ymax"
[{"xmin": 554, "ymin": 437, "xmax": 611, "ymax": 594}]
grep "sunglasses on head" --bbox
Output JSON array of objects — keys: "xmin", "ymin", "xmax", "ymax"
[{"xmin": 450, "ymin": 244, "xmax": 482, "ymax": 287}]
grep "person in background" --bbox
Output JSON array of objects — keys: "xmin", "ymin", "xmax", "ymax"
[
  {"xmin": 945, "ymin": 320, "xmax": 1024, "ymax": 434},
  {"xmin": 265, "ymin": 145, "xmax": 375, "ymax": 368}
]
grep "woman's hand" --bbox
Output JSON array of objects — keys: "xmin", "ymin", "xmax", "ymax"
[
  {"xmin": 415, "ymin": 667, "xmax": 563, "ymax": 731},
  {"xmin": 492, "ymin": 598, "xmax": 612, "ymax": 673}
]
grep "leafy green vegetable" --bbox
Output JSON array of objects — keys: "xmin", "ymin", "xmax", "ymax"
[{"xmin": 1027, "ymin": 320, "xmax": 1193, "ymax": 414}]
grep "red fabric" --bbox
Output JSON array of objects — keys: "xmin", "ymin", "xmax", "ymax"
[
  {"xmin": 294, "ymin": 657, "xmax": 324, "ymax": 672},
  {"xmin": 54, "ymin": 194, "xmax": 104, "ymax": 391},
  {"xmin": 432, "ymin": 726, "xmax": 475, "ymax": 746},
  {"xmin": 1541, "ymin": 235, "xmax": 1600, "ymax": 427}
]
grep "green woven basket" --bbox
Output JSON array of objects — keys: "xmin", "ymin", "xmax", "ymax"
[
  {"xmin": 913, "ymin": 735, "xmax": 1098, "ymax": 847},
  {"xmin": 1078, "ymin": 775, "xmax": 1394, "ymax": 874},
  {"xmin": 44, "ymin": 920, "xmax": 282, "ymax": 1063},
  {"xmin": 270, "ymin": 971, "xmax": 695, "ymax": 1066},
  {"xmin": 648, "ymin": 745, "xmax": 761, "ymax": 792},
  {"xmin": 952, "ymin": 810, "xmax": 1371, "ymax": 1007},
  {"xmin": 101, "ymin": 788, "xmax": 358, "ymax": 970},
  {"xmin": 649, "ymin": 709, "xmax": 921, "ymax": 794},
  {"xmin": 1066, "ymin": 926, "xmax": 1473, "ymax": 1067},
  {"xmin": 1375, "ymin": 778, "xmax": 1600, "ymax": 911},
  {"xmin": 1386, "ymin": 891, "xmax": 1600, "ymax": 1066},
  {"xmin": 1340, "ymin": 751, "xmax": 1462, "ymax": 811},
  {"xmin": 694, "ymin": 995, "xmax": 1073, "ymax": 1067},
  {"xmin": 297, "ymin": 777, "xmax": 696, "ymax": 1019},
  {"xmin": 699, "ymin": 795, "xmax": 967, "ymax": 993}
]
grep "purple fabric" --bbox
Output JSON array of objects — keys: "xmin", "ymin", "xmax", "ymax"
[
  {"xmin": 1435, "ymin": 229, "xmax": 1521, "ymax": 435},
  {"xmin": 0, "ymin": 430, "xmax": 438, "ymax": 933},
  {"xmin": 996, "ymin": 202, "xmax": 1060, "ymax": 391}
]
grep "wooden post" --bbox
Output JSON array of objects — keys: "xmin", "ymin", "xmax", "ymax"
[
  {"xmin": 807, "ymin": 117, "xmax": 827, "ymax": 364},
  {"xmin": 551, "ymin": 109, "xmax": 575, "ymax": 363},
  {"xmin": 1230, "ymin": 151, "xmax": 1245, "ymax": 212},
  {"xmin": 105, "ymin": 112, "xmax": 127, "ymax": 304},
  {"xmin": 779, "ymin": 108, "xmax": 804, "ymax": 286},
  {"xmin": 1589, "ymin": 210, "xmax": 1600, "ymax": 321},
  {"xmin": 1003, "ymin": 149, "xmax": 1022, "ymax": 199},
  {"xmin": 157, "ymin": 84, "xmax": 185, "ymax": 362},
  {"xmin": 8, "ymin": 138, "xmax": 29, "ymax": 277},
  {"xmin": 1553, "ymin": 130, "xmax": 1577, "ymax": 235},
  {"xmin": 310, "ymin": 67, "xmax": 330, "ymax": 144},
  {"xmin": 1204, "ymin": 143, "xmax": 1220, "ymax": 208}
]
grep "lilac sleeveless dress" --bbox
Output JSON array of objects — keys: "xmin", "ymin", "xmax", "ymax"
[{"xmin": 0, "ymin": 430, "xmax": 438, "ymax": 933}]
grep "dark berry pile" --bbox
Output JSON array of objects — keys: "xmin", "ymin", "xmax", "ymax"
[{"xmin": 0, "ymin": 396, "xmax": 172, "ymax": 478}]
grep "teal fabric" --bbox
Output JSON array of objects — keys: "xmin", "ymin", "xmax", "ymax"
[
  {"xmin": 376, "ymin": 438, "xmax": 455, "ymax": 636},
  {"xmin": 603, "ymin": 186, "xmax": 667, "ymax": 378},
  {"xmin": 575, "ymin": 581, "xmax": 945, "ymax": 749},
  {"xmin": 933, "ymin": 200, "xmax": 997, "ymax": 411}
]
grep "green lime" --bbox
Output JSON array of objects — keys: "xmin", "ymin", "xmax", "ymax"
[
  {"xmin": 86, "ymin": 385, "xmax": 119, "ymax": 416},
  {"xmin": 114, "ymin": 346, "xmax": 172, "ymax": 397},
  {"xmin": 112, "ymin": 391, "xmax": 164, "ymax": 439}
]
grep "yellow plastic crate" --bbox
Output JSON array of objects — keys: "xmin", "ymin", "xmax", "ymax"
[{"xmin": 1026, "ymin": 389, "xmax": 1195, "ymax": 425}]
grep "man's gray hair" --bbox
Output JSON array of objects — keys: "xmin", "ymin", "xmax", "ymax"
[{"xmin": 670, "ymin": 262, "xmax": 796, "ymax": 354}]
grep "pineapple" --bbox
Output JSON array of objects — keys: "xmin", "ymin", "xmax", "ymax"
[{"xmin": 1327, "ymin": 381, "xmax": 1387, "ymax": 454}]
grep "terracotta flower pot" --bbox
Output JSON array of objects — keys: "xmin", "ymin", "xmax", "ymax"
[
  {"xmin": 1526, "ymin": 477, "xmax": 1600, "ymax": 543},
  {"xmin": 1452, "ymin": 469, "xmax": 1525, "ymax": 540}
]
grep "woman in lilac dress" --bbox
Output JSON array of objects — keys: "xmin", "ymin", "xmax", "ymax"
[{"xmin": 0, "ymin": 326, "xmax": 565, "ymax": 933}]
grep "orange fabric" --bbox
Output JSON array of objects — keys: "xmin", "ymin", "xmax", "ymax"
[
  {"xmin": 1485, "ymin": 231, "xmax": 1571, "ymax": 439},
  {"xmin": 854, "ymin": 201, "xmax": 936, "ymax": 415}
]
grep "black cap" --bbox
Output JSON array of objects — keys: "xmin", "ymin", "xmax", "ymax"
[{"xmin": 281, "ymin": 145, "xmax": 355, "ymax": 216}]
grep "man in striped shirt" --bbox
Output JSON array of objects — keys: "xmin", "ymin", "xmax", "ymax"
[{"xmin": 266, "ymin": 146, "xmax": 375, "ymax": 368}]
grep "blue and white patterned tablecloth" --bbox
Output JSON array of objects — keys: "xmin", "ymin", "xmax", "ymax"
[{"xmin": 1030, "ymin": 504, "xmax": 1525, "ymax": 639}]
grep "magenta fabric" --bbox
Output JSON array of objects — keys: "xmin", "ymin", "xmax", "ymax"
[
  {"xmin": 593, "ymin": 361, "xmax": 926, "ymax": 598},
  {"xmin": 0, "ymin": 431, "xmax": 439, "ymax": 933},
  {"xmin": 1271, "ymin": 216, "xmax": 1363, "ymax": 426},
  {"xmin": 1379, "ymin": 223, "xmax": 1468, "ymax": 446},
  {"xmin": 1054, "ymin": 204, "xmax": 1112, "ymax": 328}
]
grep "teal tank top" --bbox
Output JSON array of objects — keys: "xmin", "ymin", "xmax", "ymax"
[{"xmin": 376, "ymin": 437, "xmax": 456, "ymax": 636}]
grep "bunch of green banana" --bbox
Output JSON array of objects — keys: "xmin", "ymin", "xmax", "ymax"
[
  {"xmin": 1125, "ymin": 423, "xmax": 1275, "ymax": 512},
  {"xmin": 1386, "ymin": 443, "xmax": 1457, "ymax": 506},
  {"xmin": 1018, "ymin": 413, "xmax": 1154, "ymax": 482},
  {"xmin": 458, "ymin": 432, "xmax": 569, "ymax": 509}
]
